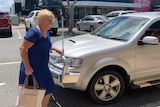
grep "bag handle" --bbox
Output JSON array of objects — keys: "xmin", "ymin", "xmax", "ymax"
[{"xmin": 24, "ymin": 74, "xmax": 39, "ymax": 89}]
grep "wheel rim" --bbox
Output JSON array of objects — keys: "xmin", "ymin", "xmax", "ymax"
[{"xmin": 94, "ymin": 74, "xmax": 121, "ymax": 101}]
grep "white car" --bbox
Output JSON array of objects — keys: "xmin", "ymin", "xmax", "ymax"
[
  {"xmin": 49, "ymin": 12, "xmax": 160, "ymax": 104},
  {"xmin": 24, "ymin": 10, "xmax": 59, "ymax": 36},
  {"xmin": 105, "ymin": 10, "xmax": 136, "ymax": 20}
]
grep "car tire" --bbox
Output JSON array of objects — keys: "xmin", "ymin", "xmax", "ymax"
[
  {"xmin": 90, "ymin": 26, "xmax": 94, "ymax": 32},
  {"xmin": 8, "ymin": 27, "xmax": 12, "ymax": 37},
  {"xmin": 88, "ymin": 70, "xmax": 125, "ymax": 104},
  {"xmin": 77, "ymin": 24, "xmax": 80, "ymax": 31},
  {"xmin": 8, "ymin": 31, "xmax": 12, "ymax": 37}
]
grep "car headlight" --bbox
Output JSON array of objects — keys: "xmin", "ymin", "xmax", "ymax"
[{"xmin": 64, "ymin": 57, "xmax": 83, "ymax": 68}]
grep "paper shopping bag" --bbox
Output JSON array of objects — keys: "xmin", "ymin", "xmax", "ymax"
[{"xmin": 16, "ymin": 75, "xmax": 46, "ymax": 107}]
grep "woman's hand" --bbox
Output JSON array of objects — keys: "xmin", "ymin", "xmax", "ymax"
[
  {"xmin": 51, "ymin": 47, "xmax": 63, "ymax": 55},
  {"xmin": 25, "ymin": 67, "xmax": 33, "ymax": 75},
  {"xmin": 56, "ymin": 49, "xmax": 63, "ymax": 55}
]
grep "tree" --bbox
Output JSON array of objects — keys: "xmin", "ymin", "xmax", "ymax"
[
  {"xmin": 66, "ymin": 0, "xmax": 77, "ymax": 34},
  {"xmin": 55, "ymin": 0, "xmax": 77, "ymax": 34}
]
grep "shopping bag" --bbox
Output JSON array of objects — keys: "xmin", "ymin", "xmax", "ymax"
[{"xmin": 16, "ymin": 75, "xmax": 46, "ymax": 107}]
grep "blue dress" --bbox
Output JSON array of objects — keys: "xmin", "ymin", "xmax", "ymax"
[{"xmin": 19, "ymin": 27, "xmax": 56, "ymax": 95}]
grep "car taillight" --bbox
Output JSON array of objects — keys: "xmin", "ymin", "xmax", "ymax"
[{"xmin": 98, "ymin": 22, "xmax": 103, "ymax": 25}]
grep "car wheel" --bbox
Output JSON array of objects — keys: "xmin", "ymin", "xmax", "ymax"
[
  {"xmin": 90, "ymin": 26, "xmax": 94, "ymax": 32},
  {"xmin": 8, "ymin": 31, "xmax": 12, "ymax": 37},
  {"xmin": 8, "ymin": 26, "xmax": 12, "ymax": 37},
  {"xmin": 88, "ymin": 70, "xmax": 125, "ymax": 104},
  {"xmin": 77, "ymin": 24, "xmax": 80, "ymax": 31}
]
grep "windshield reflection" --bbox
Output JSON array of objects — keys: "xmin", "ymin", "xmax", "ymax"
[{"xmin": 91, "ymin": 16, "xmax": 149, "ymax": 41}]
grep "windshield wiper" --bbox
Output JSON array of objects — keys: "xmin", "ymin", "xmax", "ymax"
[
  {"xmin": 90, "ymin": 32, "xmax": 96, "ymax": 35},
  {"xmin": 90, "ymin": 32, "xmax": 103, "ymax": 37},
  {"xmin": 97, "ymin": 34, "xmax": 103, "ymax": 37},
  {"xmin": 109, "ymin": 37, "xmax": 127, "ymax": 41}
]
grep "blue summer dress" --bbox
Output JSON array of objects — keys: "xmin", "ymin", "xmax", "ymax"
[{"xmin": 18, "ymin": 27, "xmax": 56, "ymax": 95}]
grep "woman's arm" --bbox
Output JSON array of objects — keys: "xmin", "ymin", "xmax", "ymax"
[
  {"xmin": 20, "ymin": 39, "xmax": 34, "ymax": 75},
  {"xmin": 50, "ymin": 46, "xmax": 63, "ymax": 55}
]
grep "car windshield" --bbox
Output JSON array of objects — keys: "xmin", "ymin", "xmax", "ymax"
[
  {"xmin": 91, "ymin": 16, "xmax": 149, "ymax": 41},
  {"xmin": 0, "ymin": 13, "xmax": 5, "ymax": 17}
]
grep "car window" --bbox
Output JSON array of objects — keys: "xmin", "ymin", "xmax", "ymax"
[
  {"xmin": 28, "ymin": 12, "xmax": 34, "ymax": 18},
  {"xmin": 82, "ymin": 17, "xmax": 87, "ymax": 21},
  {"xmin": 149, "ymin": 21, "xmax": 160, "ymax": 29},
  {"xmin": 0, "ymin": 13, "xmax": 5, "ymax": 17},
  {"xmin": 35, "ymin": 12, "xmax": 39, "ymax": 16},
  {"xmin": 143, "ymin": 21, "xmax": 160, "ymax": 42},
  {"xmin": 82, "ymin": 17, "xmax": 93, "ymax": 21},
  {"xmin": 107, "ymin": 13, "xmax": 119, "ymax": 17},
  {"xmin": 92, "ymin": 16, "xmax": 149, "ymax": 41},
  {"xmin": 87, "ymin": 17, "xmax": 94, "ymax": 21},
  {"xmin": 121, "ymin": 12, "xmax": 134, "ymax": 15}
]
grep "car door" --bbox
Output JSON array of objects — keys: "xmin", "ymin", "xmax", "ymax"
[
  {"xmin": 80, "ymin": 16, "xmax": 88, "ymax": 30},
  {"xmin": 135, "ymin": 20, "xmax": 160, "ymax": 79},
  {"xmin": 84, "ymin": 17, "xmax": 95, "ymax": 30}
]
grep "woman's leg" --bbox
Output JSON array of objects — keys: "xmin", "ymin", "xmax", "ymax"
[{"xmin": 42, "ymin": 94, "xmax": 51, "ymax": 107}]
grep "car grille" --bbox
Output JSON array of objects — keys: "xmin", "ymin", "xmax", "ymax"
[{"xmin": 50, "ymin": 56, "xmax": 63, "ymax": 64}]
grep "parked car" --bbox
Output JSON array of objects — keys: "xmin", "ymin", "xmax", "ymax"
[
  {"xmin": 24, "ymin": 10, "xmax": 59, "ymax": 36},
  {"xmin": 49, "ymin": 12, "xmax": 160, "ymax": 104},
  {"xmin": 76, "ymin": 15, "xmax": 108, "ymax": 32},
  {"xmin": 0, "ymin": 11, "xmax": 12, "ymax": 37},
  {"xmin": 105, "ymin": 10, "xmax": 136, "ymax": 20}
]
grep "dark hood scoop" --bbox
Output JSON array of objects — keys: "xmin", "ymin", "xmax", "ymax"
[{"xmin": 68, "ymin": 39, "xmax": 76, "ymax": 43}]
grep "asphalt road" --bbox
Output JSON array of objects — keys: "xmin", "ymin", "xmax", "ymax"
[{"xmin": 0, "ymin": 25, "xmax": 160, "ymax": 107}]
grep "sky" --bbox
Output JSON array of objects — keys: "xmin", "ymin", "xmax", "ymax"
[{"xmin": 0, "ymin": 0, "xmax": 14, "ymax": 12}]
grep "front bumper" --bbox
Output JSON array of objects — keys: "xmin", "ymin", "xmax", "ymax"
[
  {"xmin": 0, "ymin": 27, "xmax": 11, "ymax": 32},
  {"xmin": 48, "ymin": 62, "xmax": 80, "ymax": 88}
]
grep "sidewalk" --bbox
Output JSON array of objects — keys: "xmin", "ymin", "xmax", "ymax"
[{"xmin": 12, "ymin": 23, "xmax": 86, "ymax": 36}]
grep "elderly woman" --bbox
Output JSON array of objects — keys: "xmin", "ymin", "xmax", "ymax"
[{"xmin": 18, "ymin": 9, "xmax": 62, "ymax": 107}]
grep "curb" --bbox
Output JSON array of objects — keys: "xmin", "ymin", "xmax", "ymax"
[{"xmin": 11, "ymin": 23, "xmax": 85, "ymax": 36}]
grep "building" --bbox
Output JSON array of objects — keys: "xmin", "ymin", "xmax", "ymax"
[
  {"xmin": 14, "ymin": 0, "xmax": 141, "ymax": 15},
  {"xmin": 13, "ymin": 0, "xmax": 160, "ymax": 19},
  {"xmin": 36, "ymin": 0, "xmax": 142, "ymax": 19},
  {"xmin": 14, "ymin": 0, "xmax": 154, "ymax": 16},
  {"xmin": 11, "ymin": 0, "xmax": 26, "ymax": 15},
  {"xmin": 152, "ymin": 0, "xmax": 160, "ymax": 11}
]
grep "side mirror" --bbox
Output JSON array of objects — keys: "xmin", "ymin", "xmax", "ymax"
[{"xmin": 138, "ymin": 36, "xmax": 159, "ymax": 45}]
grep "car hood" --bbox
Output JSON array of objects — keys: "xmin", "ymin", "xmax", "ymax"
[{"xmin": 52, "ymin": 33, "xmax": 125, "ymax": 57}]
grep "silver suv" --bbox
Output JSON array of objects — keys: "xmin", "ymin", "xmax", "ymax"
[
  {"xmin": 24, "ymin": 10, "xmax": 59, "ymax": 36},
  {"xmin": 49, "ymin": 12, "xmax": 160, "ymax": 104}
]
